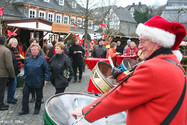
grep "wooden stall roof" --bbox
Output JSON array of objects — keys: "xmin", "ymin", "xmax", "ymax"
[
  {"xmin": 107, "ymin": 35, "xmax": 139, "ymax": 47},
  {"xmin": 5, "ymin": 18, "xmax": 52, "ymax": 32},
  {"xmin": 5, "ymin": 18, "xmax": 70, "ymax": 34}
]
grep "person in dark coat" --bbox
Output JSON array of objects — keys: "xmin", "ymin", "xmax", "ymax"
[
  {"xmin": 116, "ymin": 41, "xmax": 123, "ymax": 54},
  {"xmin": 59, "ymin": 37, "xmax": 69, "ymax": 55},
  {"xmin": 91, "ymin": 38, "xmax": 107, "ymax": 58},
  {"xmin": 19, "ymin": 43, "xmax": 50, "ymax": 115},
  {"xmin": 25, "ymin": 38, "xmax": 45, "ymax": 103},
  {"xmin": 48, "ymin": 41, "xmax": 57, "ymax": 58},
  {"xmin": 69, "ymin": 38, "xmax": 85, "ymax": 83},
  {"xmin": 25, "ymin": 38, "xmax": 45, "ymax": 58},
  {"xmin": 7, "ymin": 38, "xmax": 23, "ymax": 104},
  {"xmin": 49, "ymin": 42, "xmax": 73, "ymax": 94}
]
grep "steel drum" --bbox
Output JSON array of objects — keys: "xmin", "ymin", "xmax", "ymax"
[
  {"xmin": 90, "ymin": 61, "xmax": 114, "ymax": 94},
  {"xmin": 119, "ymin": 58, "xmax": 138, "ymax": 71},
  {"xmin": 44, "ymin": 93, "xmax": 126, "ymax": 125}
]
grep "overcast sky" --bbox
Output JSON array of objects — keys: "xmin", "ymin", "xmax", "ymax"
[
  {"xmin": 77, "ymin": 0, "xmax": 168, "ymax": 8},
  {"xmin": 115, "ymin": 0, "xmax": 168, "ymax": 7}
]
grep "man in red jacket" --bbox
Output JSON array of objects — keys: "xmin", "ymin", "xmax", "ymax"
[{"xmin": 72, "ymin": 16, "xmax": 187, "ymax": 125}]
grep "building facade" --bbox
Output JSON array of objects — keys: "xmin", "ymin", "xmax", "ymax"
[
  {"xmin": 93, "ymin": 6, "xmax": 137, "ymax": 40},
  {"xmin": 1, "ymin": 0, "xmax": 95, "ymax": 42},
  {"xmin": 161, "ymin": 0, "xmax": 187, "ymax": 40}
]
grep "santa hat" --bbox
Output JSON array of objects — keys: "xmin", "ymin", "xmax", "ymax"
[{"xmin": 136, "ymin": 16, "xmax": 186, "ymax": 50}]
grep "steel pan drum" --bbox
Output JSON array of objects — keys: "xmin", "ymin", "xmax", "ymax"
[
  {"xmin": 119, "ymin": 58, "xmax": 138, "ymax": 71},
  {"xmin": 90, "ymin": 61, "xmax": 114, "ymax": 94},
  {"xmin": 44, "ymin": 93, "xmax": 126, "ymax": 125}
]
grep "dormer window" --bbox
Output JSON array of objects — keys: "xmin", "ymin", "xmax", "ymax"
[
  {"xmin": 44, "ymin": 0, "xmax": 50, "ymax": 2},
  {"xmin": 59, "ymin": 0, "xmax": 64, "ymax": 6},
  {"xmin": 48, "ymin": 12, "xmax": 54, "ymax": 22},
  {"xmin": 72, "ymin": 2, "xmax": 77, "ymax": 8},
  {"xmin": 29, "ymin": 9, "xmax": 36, "ymax": 18}
]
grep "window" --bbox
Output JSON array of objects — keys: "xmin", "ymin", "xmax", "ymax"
[
  {"xmin": 70, "ymin": 17, "xmax": 76, "ymax": 26},
  {"xmin": 29, "ymin": 9, "xmax": 36, "ymax": 18},
  {"xmin": 48, "ymin": 13, "xmax": 54, "ymax": 22},
  {"xmin": 38, "ymin": 11, "xmax": 46, "ymax": 19},
  {"xmin": 88, "ymin": 20, "xmax": 93, "ymax": 29},
  {"xmin": 72, "ymin": 2, "xmax": 77, "ymax": 8},
  {"xmin": 44, "ymin": 0, "xmax": 50, "ymax": 2},
  {"xmin": 77, "ymin": 18, "xmax": 82, "ymax": 27},
  {"xmin": 56, "ymin": 14, "xmax": 62, "ymax": 23},
  {"xmin": 63, "ymin": 16, "xmax": 69, "ymax": 24},
  {"xmin": 59, "ymin": 0, "xmax": 64, "ymax": 6},
  {"xmin": 130, "ymin": 7, "xmax": 134, "ymax": 12}
]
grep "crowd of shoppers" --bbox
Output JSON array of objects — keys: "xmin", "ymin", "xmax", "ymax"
[{"xmin": 0, "ymin": 32, "xmax": 142, "ymax": 113}]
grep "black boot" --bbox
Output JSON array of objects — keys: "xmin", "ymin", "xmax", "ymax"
[
  {"xmin": 19, "ymin": 110, "xmax": 29, "ymax": 115},
  {"xmin": 0, "ymin": 105, "xmax": 9, "ymax": 111}
]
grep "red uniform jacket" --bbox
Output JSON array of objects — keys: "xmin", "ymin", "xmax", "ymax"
[{"xmin": 83, "ymin": 54, "xmax": 187, "ymax": 125}]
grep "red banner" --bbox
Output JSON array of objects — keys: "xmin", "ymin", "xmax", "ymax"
[
  {"xmin": 0, "ymin": 8, "xmax": 3, "ymax": 16},
  {"xmin": 7, "ymin": 30, "xmax": 17, "ymax": 38},
  {"xmin": 100, "ymin": 23, "xmax": 105, "ymax": 28}
]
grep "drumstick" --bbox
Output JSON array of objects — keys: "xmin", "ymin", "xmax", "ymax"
[
  {"xmin": 74, "ymin": 98, "xmax": 78, "ymax": 109},
  {"xmin": 72, "ymin": 98, "xmax": 84, "ymax": 125},
  {"xmin": 128, "ymin": 62, "xmax": 131, "ymax": 70},
  {"xmin": 108, "ymin": 56, "xmax": 114, "ymax": 68},
  {"xmin": 72, "ymin": 116, "xmax": 84, "ymax": 125}
]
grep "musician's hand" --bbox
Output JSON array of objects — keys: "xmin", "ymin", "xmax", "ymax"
[
  {"xmin": 112, "ymin": 67, "xmax": 123, "ymax": 79},
  {"xmin": 71, "ymin": 107, "xmax": 83, "ymax": 119}
]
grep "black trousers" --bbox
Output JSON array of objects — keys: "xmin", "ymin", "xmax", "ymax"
[
  {"xmin": 72, "ymin": 63, "xmax": 83, "ymax": 80},
  {"xmin": 22, "ymin": 84, "xmax": 43, "ymax": 112},
  {"xmin": 30, "ymin": 88, "xmax": 43, "ymax": 99},
  {"xmin": 0, "ymin": 78, "xmax": 8, "ymax": 106},
  {"xmin": 55, "ymin": 87, "xmax": 66, "ymax": 94}
]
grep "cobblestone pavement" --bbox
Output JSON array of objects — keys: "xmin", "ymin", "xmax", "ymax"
[{"xmin": 0, "ymin": 67, "xmax": 96, "ymax": 125}]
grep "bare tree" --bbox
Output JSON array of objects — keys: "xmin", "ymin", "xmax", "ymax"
[
  {"xmin": 76, "ymin": 0, "xmax": 99, "ymax": 47},
  {"xmin": 0, "ymin": 0, "xmax": 13, "ymax": 34},
  {"xmin": 95, "ymin": 0, "xmax": 118, "ymax": 41}
]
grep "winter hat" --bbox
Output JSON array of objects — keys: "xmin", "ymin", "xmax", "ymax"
[
  {"xmin": 98, "ymin": 38, "xmax": 105, "ymax": 42},
  {"xmin": 127, "ymin": 39, "xmax": 131, "ymax": 43},
  {"xmin": 136, "ymin": 15, "xmax": 186, "ymax": 50}
]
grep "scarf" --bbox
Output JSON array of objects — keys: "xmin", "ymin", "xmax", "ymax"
[{"xmin": 12, "ymin": 47, "xmax": 22, "ymax": 72}]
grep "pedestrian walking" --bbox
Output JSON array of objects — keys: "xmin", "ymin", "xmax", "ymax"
[
  {"xmin": 19, "ymin": 43, "xmax": 50, "ymax": 115},
  {"xmin": 69, "ymin": 38, "xmax": 85, "ymax": 83},
  {"xmin": 49, "ymin": 42, "xmax": 73, "ymax": 94}
]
